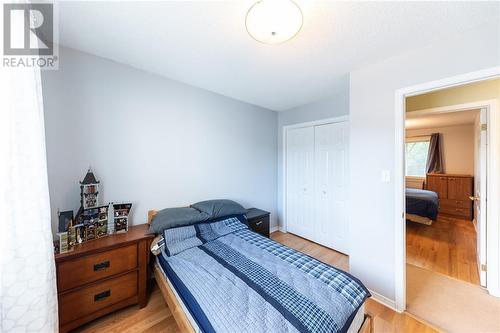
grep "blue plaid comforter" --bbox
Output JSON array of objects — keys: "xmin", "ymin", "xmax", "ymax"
[{"xmin": 157, "ymin": 217, "xmax": 370, "ymax": 333}]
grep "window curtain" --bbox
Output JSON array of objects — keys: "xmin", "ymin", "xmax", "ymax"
[
  {"xmin": 426, "ymin": 133, "xmax": 444, "ymax": 174},
  {"xmin": 0, "ymin": 67, "xmax": 58, "ymax": 330}
]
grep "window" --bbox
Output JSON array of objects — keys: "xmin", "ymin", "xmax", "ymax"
[{"xmin": 406, "ymin": 137, "xmax": 430, "ymax": 177}]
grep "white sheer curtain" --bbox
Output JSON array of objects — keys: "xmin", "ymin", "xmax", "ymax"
[{"xmin": 0, "ymin": 67, "xmax": 58, "ymax": 330}]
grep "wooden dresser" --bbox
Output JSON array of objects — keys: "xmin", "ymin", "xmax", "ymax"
[
  {"xmin": 55, "ymin": 224, "xmax": 154, "ymax": 332},
  {"xmin": 426, "ymin": 173, "xmax": 474, "ymax": 220}
]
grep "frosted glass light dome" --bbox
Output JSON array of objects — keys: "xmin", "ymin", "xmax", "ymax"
[{"xmin": 245, "ymin": 0, "xmax": 303, "ymax": 44}]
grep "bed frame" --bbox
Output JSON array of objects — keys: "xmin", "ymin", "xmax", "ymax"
[
  {"xmin": 406, "ymin": 213, "xmax": 433, "ymax": 225},
  {"xmin": 147, "ymin": 209, "xmax": 373, "ymax": 333}
]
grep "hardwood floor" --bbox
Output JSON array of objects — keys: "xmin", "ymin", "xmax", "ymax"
[
  {"xmin": 406, "ymin": 214, "xmax": 480, "ymax": 285},
  {"xmin": 74, "ymin": 231, "xmax": 437, "ymax": 333}
]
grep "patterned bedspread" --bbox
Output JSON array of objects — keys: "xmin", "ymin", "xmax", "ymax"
[{"xmin": 157, "ymin": 217, "xmax": 370, "ymax": 333}]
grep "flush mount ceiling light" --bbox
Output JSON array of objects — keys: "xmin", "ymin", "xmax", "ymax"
[{"xmin": 245, "ymin": 0, "xmax": 303, "ymax": 44}]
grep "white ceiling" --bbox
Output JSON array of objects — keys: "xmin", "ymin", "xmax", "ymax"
[
  {"xmin": 406, "ymin": 109, "xmax": 480, "ymax": 130},
  {"xmin": 57, "ymin": 1, "xmax": 499, "ymax": 111}
]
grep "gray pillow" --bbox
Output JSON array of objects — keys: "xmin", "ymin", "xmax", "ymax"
[
  {"xmin": 191, "ymin": 199, "xmax": 246, "ymax": 219},
  {"xmin": 148, "ymin": 207, "xmax": 210, "ymax": 234}
]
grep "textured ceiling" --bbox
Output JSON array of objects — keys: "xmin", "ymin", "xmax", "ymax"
[{"xmin": 57, "ymin": 1, "xmax": 499, "ymax": 111}]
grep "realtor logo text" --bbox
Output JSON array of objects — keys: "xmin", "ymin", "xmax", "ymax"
[{"xmin": 2, "ymin": 2, "xmax": 58, "ymax": 69}]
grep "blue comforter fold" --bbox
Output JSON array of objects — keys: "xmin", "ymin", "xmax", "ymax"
[
  {"xmin": 406, "ymin": 188, "xmax": 439, "ymax": 220},
  {"xmin": 158, "ymin": 218, "xmax": 370, "ymax": 333}
]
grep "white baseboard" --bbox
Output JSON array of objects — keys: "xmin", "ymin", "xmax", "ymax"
[
  {"xmin": 368, "ymin": 289, "xmax": 400, "ymax": 313},
  {"xmin": 270, "ymin": 226, "xmax": 286, "ymax": 233}
]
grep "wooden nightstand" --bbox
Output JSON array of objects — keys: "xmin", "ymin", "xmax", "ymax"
[
  {"xmin": 246, "ymin": 208, "xmax": 270, "ymax": 238},
  {"xmin": 55, "ymin": 224, "xmax": 154, "ymax": 333}
]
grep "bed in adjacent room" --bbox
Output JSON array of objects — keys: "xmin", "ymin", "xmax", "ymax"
[
  {"xmin": 406, "ymin": 188, "xmax": 439, "ymax": 225},
  {"xmin": 147, "ymin": 201, "xmax": 372, "ymax": 333}
]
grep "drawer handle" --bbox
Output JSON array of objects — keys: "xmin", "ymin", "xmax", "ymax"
[
  {"xmin": 93, "ymin": 260, "xmax": 110, "ymax": 271},
  {"xmin": 94, "ymin": 290, "xmax": 111, "ymax": 302},
  {"xmin": 255, "ymin": 221, "xmax": 263, "ymax": 226}
]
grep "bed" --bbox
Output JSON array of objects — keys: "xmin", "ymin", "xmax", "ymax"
[
  {"xmin": 406, "ymin": 188, "xmax": 439, "ymax": 225},
  {"xmin": 148, "ymin": 210, "xmax": 373, "ymax": 333}
]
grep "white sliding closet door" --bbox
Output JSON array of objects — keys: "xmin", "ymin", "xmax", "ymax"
[
  {"xmin": 314, "ymin": 122, "xmax": 349, "ymax": 254},
  {"xmin": 285, "ymin": 126, "xmax": 315, "ymax": 240}
]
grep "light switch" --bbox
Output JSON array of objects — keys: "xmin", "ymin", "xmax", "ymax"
[{"xmin": 382, "ymin": 170, "xmax": 391, "ymax": 183}]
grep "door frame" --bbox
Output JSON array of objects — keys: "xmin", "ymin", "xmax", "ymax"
[
  {"xmin": 394, "ymin": 66, "xmax": 500, "ymax": 312},
  {"xmin": 407, "ymin": 103, "xmax": 491, "ymax": 287},
  {"xmin": 282, "ymin": 115, "xmax": 349, "ymax": 234}
]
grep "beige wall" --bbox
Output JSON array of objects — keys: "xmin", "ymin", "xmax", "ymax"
[
  {"xmin": 406, "ymin": 124, "xmax": 475, "ymax": 175},
  {"xmin": 406, "ymin": 78, "xmax": 500, "ymax": 112}
]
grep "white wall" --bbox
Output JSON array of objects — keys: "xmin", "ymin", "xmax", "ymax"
[
  {"xmin": 406, "ymin": 124, "xmax": 475, "ymax": 175},
  {"xmin": 42, "ymin": 47, "xmax": 278, "ymax": 235},
  {"xmin": 277, "ymin": 81, "xmax": 350, "ymax": 227},
  {"xmin": 349, "ymin": 22, "xmax": 499, "ymax": 301}
]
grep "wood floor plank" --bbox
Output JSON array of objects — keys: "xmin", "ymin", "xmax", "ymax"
[
  {"xmin": 406, "ymin": 214, "xmax": 480, "ymax": 285},
  {"xmin": 141, "ymin": 317, "xmax": 180, "ymax": 333}
]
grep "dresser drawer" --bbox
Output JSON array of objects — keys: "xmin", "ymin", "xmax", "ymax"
[
  {"xmin": 440, "ymin": 206, "xmax": 471, "ymax": 218},
  {"xmin": 57, "ymin": 244, "xmax": 137, "ymax": 292},
  {"xmin": 440, "ymin": 199, "xmax": 472, "ymax": 209},
  {"xmin": 454, "ymin": 207, "xmax": 472, "ymax": 218},
  {"xmin": 59, "ymin": 271, "xmax": 137, "ymax": 325}
]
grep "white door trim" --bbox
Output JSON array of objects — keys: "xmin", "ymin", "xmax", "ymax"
[
  {"xmin": 394, "ymin": 67, "xmax": 500, "ymax": 312},
  {"xmin": 478, "ymin": 107, "xmax": 488, "ymax": 287},
  {"xmin": 282, "ymin": 115, "xmax": 349, "ymax": 234},
  {"xmin": 406, "ymin": 100, "xmax": 497, "ymax": 117}
]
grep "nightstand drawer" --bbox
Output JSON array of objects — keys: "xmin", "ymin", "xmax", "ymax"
[
  {"xmin": 59, "ymin": 271, "xmax": 138, "ymax": 325},
  {"xmin": 57, "ymin": 244, "xmax": 137, "ymax": 292},
  {"xmin": 248, "ymin": 215, "xmax": 270, "ymax": 237}
]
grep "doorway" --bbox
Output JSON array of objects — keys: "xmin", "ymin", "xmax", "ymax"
[
  {"xmin": 394, "ymin": 70, "xmax": 500, "ymax": 331},
  {"xmin": 405, "ymin": 107, "xmax": 484, "ymax": 286}
]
